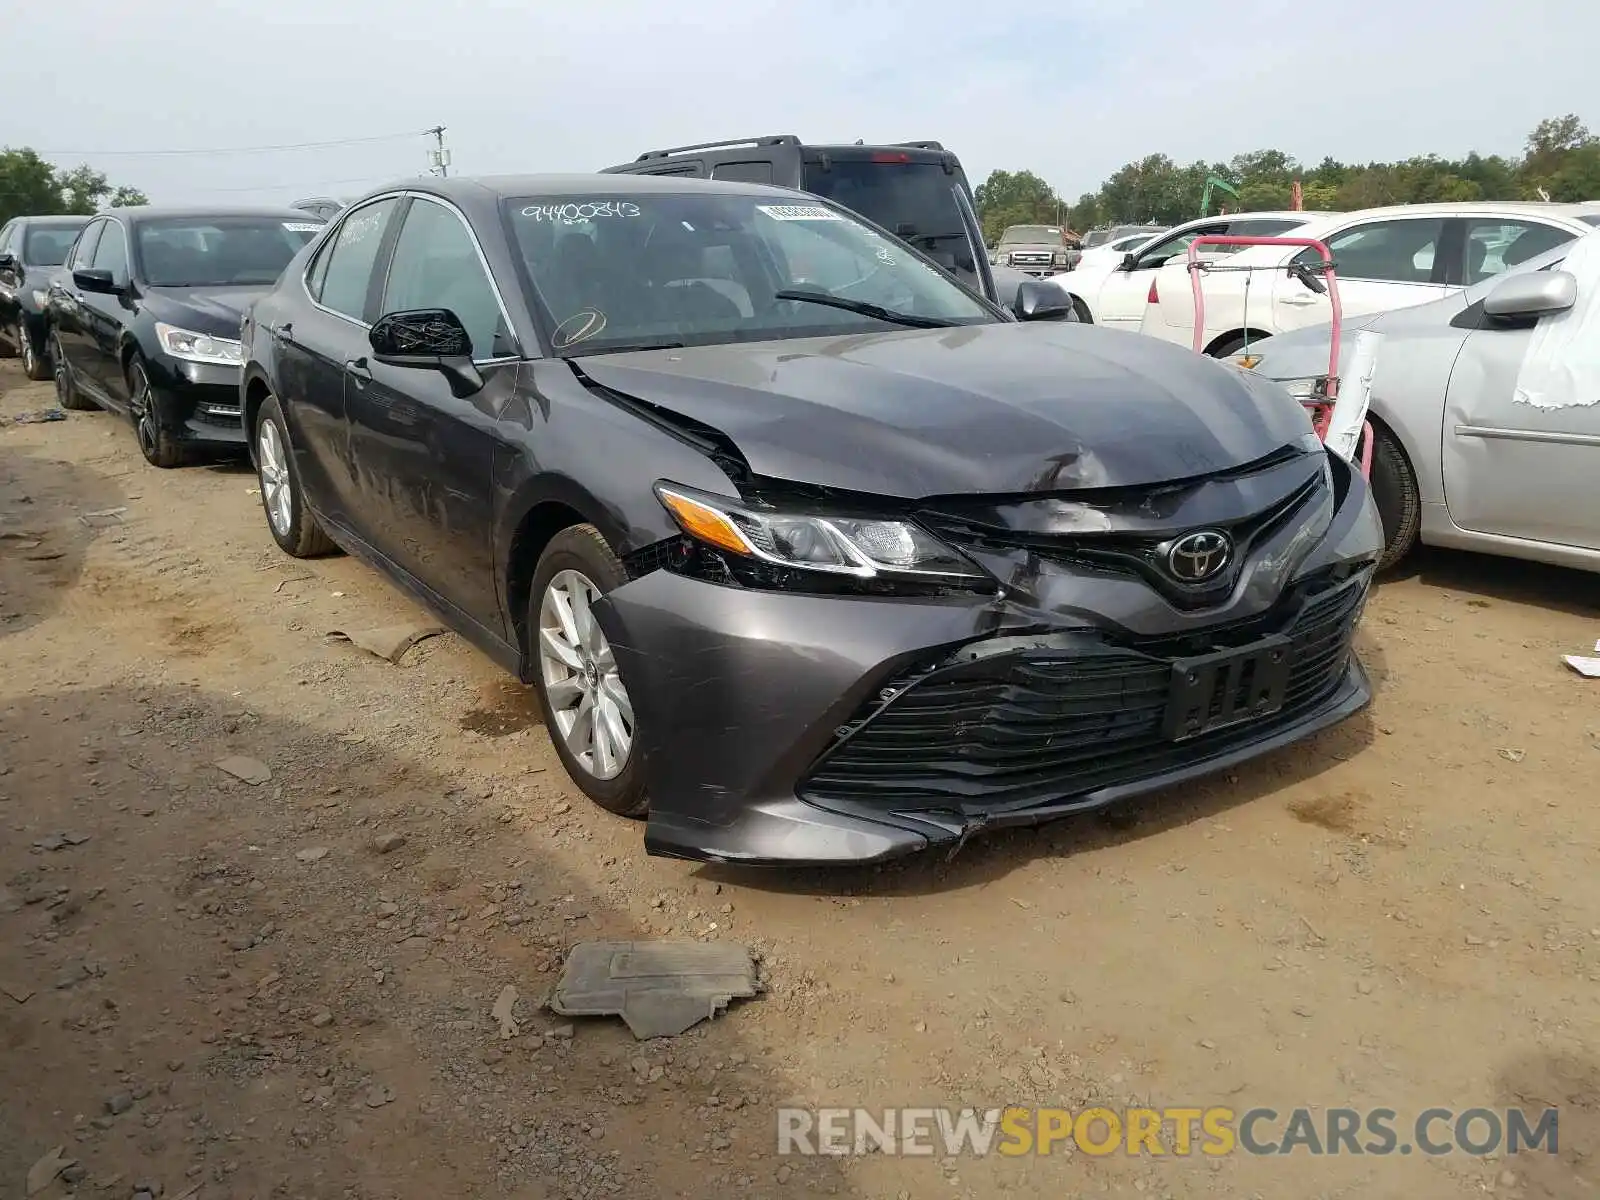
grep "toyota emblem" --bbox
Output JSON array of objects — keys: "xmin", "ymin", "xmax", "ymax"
[{"xmin": 1166, "ymin": 530, "xmax": 1232, "ymax": 583}]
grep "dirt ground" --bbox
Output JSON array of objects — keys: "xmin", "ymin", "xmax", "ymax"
[{"xmin": 2, "ymin": 355, "xmax": 1599, "ymax": 1200}]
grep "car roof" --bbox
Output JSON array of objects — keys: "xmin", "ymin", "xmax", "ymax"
[
  {"xmin": 1294, "ymin": 200, "xmax": 1600, "ymax": 228},
  {"xmin": 97, "ymin": 204, "xmax": 325, "ymax": 224},
  {"xmin": 356, "ymin": 173, "xmax": 814, "ymax": 207},
  {"xmin": 15, "ymin": 214, "xmax": 90, "ymax": 228}
]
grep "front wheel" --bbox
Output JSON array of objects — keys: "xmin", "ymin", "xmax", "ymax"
[
  {"xmin": 529, "ymin": 525, "xmax": 646, "ymax": 818},
  {"xmin": 18, "ymin": 322, "xmax": 50, "ymax": 382},
  {"xmin": 1370, "ymin": 426, "xmax": 1421, "ymax": 571},
  {"xmin": 255, "ymin": 394, "xmax": 338, "ymax": 557},
  {"xmin": 52, "ymin": 332, "xmax": 96, "ymax": 410},
  {"xmin": 128, "ymin": 358, "xmax": 189, "ymax": 468}
]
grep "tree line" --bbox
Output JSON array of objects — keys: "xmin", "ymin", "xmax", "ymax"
[
  {"xmin": 974, "ymin": 114, "xmax": 1600, "ymax": 243},
  {"xmin": 0, "ymin": 147, "xmax": 149, "ymax": 228}
]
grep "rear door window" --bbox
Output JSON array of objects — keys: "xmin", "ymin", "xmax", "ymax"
[
  {"xmin": 91, "ymin": 221, "xmax": 130, "ymax": 286},
  {"xmin": 316, "ymin": 198, "xmax": 400, "ymax": 321},
  {"xmin": 712, "ymin": 161, "xmax": 774, "ymax": 184},
  {"xmin": 801, "ymin": 158, "xmax": 979, "ymax": 280},
  {"xmin": 1293, "ymin": 218, "xmax": 1447, "ymax": 284},
  {"xmin": 69, "ymin": 221, "xmax": 104, "ymax": 271}
]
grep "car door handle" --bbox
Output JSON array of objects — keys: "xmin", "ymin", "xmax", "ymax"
[{"xmin": 1280, "ymin": 293, "xmax": 1320, "ymax": 305}]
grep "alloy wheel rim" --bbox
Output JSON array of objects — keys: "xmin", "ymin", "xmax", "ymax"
[
  {"xmin": 131, "ymin": 369, "xmax": 158, "ymax": 455},
  {"xmin": 537, "ymin": 568, "xmax": 633, "ymax": 780},
  {"xmin": 51, "ymin": 337, "xmax": 70, "ymax": 402},
  {"xmin": 257, "ymin": 419, "xmax": 293, "ymax": 537}
]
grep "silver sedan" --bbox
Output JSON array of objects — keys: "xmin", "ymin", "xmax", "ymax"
[{"xmin": 1233, "ymin": 234, "xmax": 1599, "ymax": 573}]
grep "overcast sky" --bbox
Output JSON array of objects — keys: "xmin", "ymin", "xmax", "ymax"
[{"xmin": 12, "ymin": 0, "xmax": 1597, "ymax": 209}]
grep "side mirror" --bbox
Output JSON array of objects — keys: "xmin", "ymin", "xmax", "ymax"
[
  {"xmin": 1014, "ymin": 280, "xmax": 1074, "ymax": 322},
  {"xmin": 0, "ymin": 252, "xmax": 16, "ymax": 272},
  {"xmin": 1120, "ymin": 252, "xmax": 1139, "ymax": 271},
  {"xmin": 73, "ymin": 268, "xmax": 120, "ymax": 294},
  {"xmin": 368, "ymin": 308, "xmax": 484, "ymax": 396},
  {"xmin": 1483, "ymin": 269, "xmax": 1578, "ymax": 320}
]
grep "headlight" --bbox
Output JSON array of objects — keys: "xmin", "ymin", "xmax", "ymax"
[
  {"xmin": 155, "ymin": 322, "xmax": 242, "ymax": 367},
  {"xmin": 654, "ymin": 484, "xmax": 990, "ymax": 587},
  {"xmin": 30, "ymin": 289, "xmax": 49, "ymax": 308}
]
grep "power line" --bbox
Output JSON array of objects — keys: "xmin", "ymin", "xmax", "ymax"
[
  {"xmin": 33, "ymin": 130, "xmax": 432, "ymax": 159},
  {"xmin": 185, "ymin": 173, "xmax": 412, "ymax": 195}
]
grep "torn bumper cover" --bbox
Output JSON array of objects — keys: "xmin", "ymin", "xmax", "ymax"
[{"xmin": 600, "ymin": 455, "xmax": 1382, "ymax": 866}]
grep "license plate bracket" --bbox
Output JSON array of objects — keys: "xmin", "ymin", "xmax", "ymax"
[{"xmin": 1163, "ymin": 634, "xmax": 1293, "ymax": 741}]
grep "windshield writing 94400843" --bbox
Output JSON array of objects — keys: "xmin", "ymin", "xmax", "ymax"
[{"xmin": 521, "ymin": 201, "xmax": 642, "ymax": 225}]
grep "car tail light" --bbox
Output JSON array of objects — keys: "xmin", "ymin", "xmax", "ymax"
[
  {"xmin": 870, "ymin": 152, "xmax": 911, "ymax": 164},
  {"xmin": 1147, "ymin": 278, "xmax": 1159, "ymax": 303}
]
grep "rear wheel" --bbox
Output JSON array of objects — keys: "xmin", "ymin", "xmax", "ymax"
[
  {"xmin": 128, "ymin": 357, "xmax": 189, "ymax": 468},
  {"xmin": 52, "ymin": 332, "xmax": 96, "ymax": 411},
  {"xmin": 529, "ymin": 525, "xmax": 647, "ymax": 818},
  {"xmin": 1370, "ymin": 426, "xmax": 1421, "ymax": 571},
  {"xmin": 255, "ymin": 394, "xmax": 338, "ymax": 557},
  {"xmin": 1207, "ymin": 332, "xmax": 1255, "ymax": 359}
]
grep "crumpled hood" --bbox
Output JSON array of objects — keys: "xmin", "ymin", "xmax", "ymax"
[
  {"xmin": 144, "ymin": 285, "xmax": 273, "ymax": 338},
  {"xmin": 574, "ymin": 322, "xmax": 1314, "ymax": 497}
]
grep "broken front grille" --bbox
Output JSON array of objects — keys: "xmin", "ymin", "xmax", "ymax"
[{"xmin": 800, "ymin": 573, "xmax": 1367, "ymax": 813}]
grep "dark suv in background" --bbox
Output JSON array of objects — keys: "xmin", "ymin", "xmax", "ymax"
[
  {"xmin": 601, "ymin": 134, "xmax": 1057, "ymax": 317},
  {"xmin": 0, "ymin": 215, "xmax": 91, "ymax": 380}
]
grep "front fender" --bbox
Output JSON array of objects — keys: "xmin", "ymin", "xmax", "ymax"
[{"xmin": 492, "ymin": 358, "xmax": 748, "ymax": 626}]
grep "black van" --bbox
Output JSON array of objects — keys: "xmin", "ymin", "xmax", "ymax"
[{"xmin": 601, "ymin": 135, "xmax": 1051, "ymax": 315}]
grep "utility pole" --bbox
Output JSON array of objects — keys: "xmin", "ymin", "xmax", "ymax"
[{"xmin": 426, "ymin": 125, "xmax": 451, "ymax": 178}]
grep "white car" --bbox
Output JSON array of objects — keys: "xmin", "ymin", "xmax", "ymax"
[
  {"xmin": 1072, "ymin": 229, "xmax": 1166, "ymax": 275},
  {"xmin": 1140, "ymin": 202, "xmax": 1600, "ymax": 357},
  {"xmin": 1058, "ymin": 211, "xmax": 1322, "ymax": 330},
  {"xmin": 1237, "ymin": 232, "xmax": 1600, "ymax": 574}
]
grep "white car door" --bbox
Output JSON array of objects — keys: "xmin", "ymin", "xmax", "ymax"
[
  {"xmin": 1441, "ymin": 252, "xmax": 1600, "ymax": 551},
  {"xmin": 1092, "ymin": 221, "xmax": 1228, "ymax": 328},
  {"xmin": 1276, "ymin": 215, "xmax": 1454, "ymax": 335}
]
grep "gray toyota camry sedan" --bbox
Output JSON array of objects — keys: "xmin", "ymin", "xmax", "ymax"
[{"xmin": 239, "ymin": 173, "xmax": 1383, "ymax": 865}]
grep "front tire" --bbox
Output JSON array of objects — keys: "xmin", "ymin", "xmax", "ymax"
[
  {"xmin": 18, "ymin": 322, "xmax": 50, "ymax": 381},
  {"xmin": 528, "ymin": 525, "xmax": 646, "ymax": 818},
  {"xmin": 1370, "ymin": 426, "xmax": 1421, "ymax": 571},
  {"xmin": 255, "ymin": 394, "xmax": 337, "ymax": 557},
  {"xmin": 128, "ymin": 357, "xmax": 189, "ymax": 468},
  {"xmin": 52, "ymin": 332, "xmax": 96, "ymax": 410}
]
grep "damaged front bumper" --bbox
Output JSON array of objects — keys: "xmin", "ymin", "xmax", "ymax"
[{"xmin": 599, "ymin": 456, "xmax": 1383, "ymax": 866}]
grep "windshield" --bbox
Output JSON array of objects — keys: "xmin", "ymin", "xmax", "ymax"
[
  {"xmin": 800, "ymin": 159, "xmax": 980, "ymax": 280},
  {"xmin": 135, "ymin": 216, "xmax": 324, "ymax": 287},
  {"xmin": 505, "ymin": 191, "xmax": 997, "ymax": 355},
  {"xmin": 1081, "ymin": 229, "xmax": 1115, "ymax": 248},
  {"xmin": 22, "ymin": 226, "xmax": 85, "ymax": 267},
  {"xmin": 999, "ymin": 226, "xmax": 1061, "ymax": 245}
]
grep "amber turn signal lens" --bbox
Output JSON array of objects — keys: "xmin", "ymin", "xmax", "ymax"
[{"xmin": 657, "ymin": 489, "xmax": 753, "ymax": 556}]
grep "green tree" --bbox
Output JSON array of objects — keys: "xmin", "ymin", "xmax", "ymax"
[
  {"xmin": 973, "ymin": 169, "xmax": 1064, "ymax": 244},
  {"xmin": 0, "ymin": 147, "xmax": 148, "ymax": 227},
  {"xmin": 1054, "ymin": 113, "xmax": 1596, "ymax": 233}
]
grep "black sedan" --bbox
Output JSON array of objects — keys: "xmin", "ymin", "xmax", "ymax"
[
  {"xmin": 241, "ymin": 174, "xmax": 1381, "ymax": 865},
  {"xmin": 0, "ymin": 215, "xmax": 90, "ymax": 380},
  {"xmin": 46, "ymin": 206, "xmax": 325, "ymax": 466}
]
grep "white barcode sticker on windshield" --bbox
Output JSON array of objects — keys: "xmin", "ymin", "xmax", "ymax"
[
  {"xmin": 756, "ymin": 204, "xmax": 842, "ymax": 222},
  {"xmin": 283, "ymin": 222, "xmax": 323, "ymax": 233}
]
